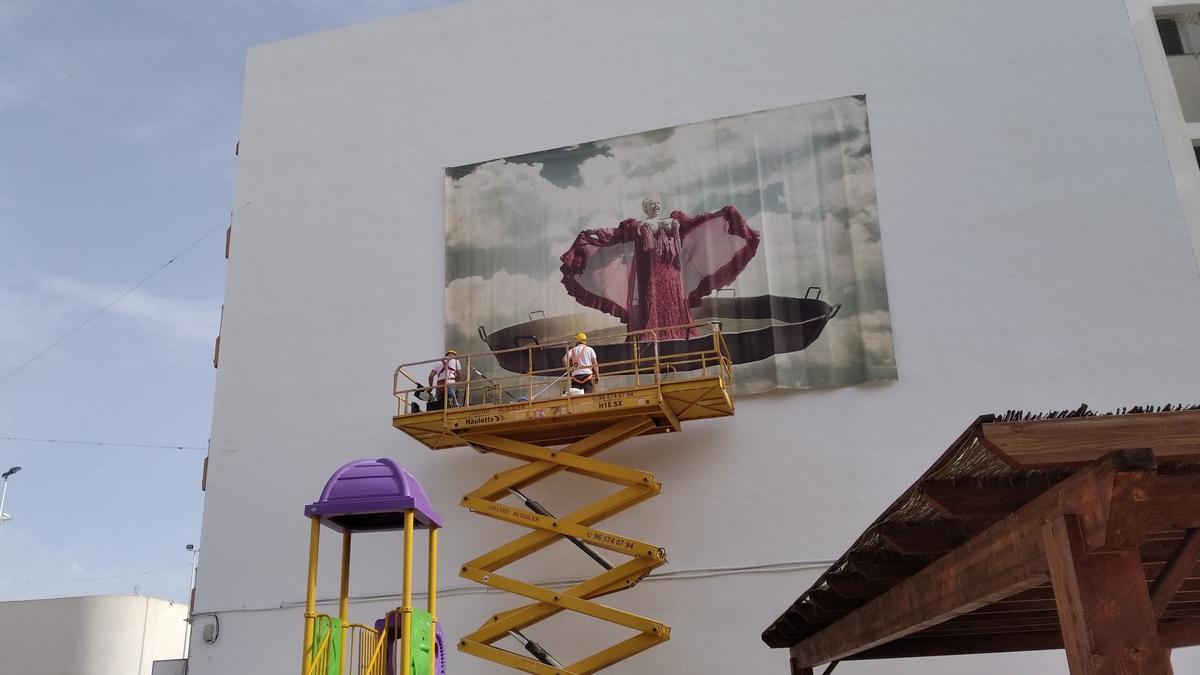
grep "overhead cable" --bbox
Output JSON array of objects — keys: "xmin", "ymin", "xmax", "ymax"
[
  {"xmin": 0, "ymin": 565, "xmax": 193, "ymax": 585},
  {"xmin": 0, "ymin": 435, "xmax": 205, "ymax": 451},
  {"xmin": 192, "ymin": 557, "xmax": 838, "ymax": 617},
  {"xmin": 0, "ymin": 201, "xmax": 249, "ymax": 387}
]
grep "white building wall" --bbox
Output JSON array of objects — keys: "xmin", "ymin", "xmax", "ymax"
[
  {"xmin": 1138, "ymin": 0, "xmax": 1200, "ymax": 263},
  {"xmin": 192, "ymin": 0, "xmax": 1200, "ymax": 673},
  {"xmin": 0, "ymin": 595, "xmax": 187, "ymax": 675},
  {"xmin": 1166, "ymin": 54, "xmax": 1200, "ymax": 119}
]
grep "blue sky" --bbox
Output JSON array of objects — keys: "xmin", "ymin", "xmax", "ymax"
[{"xmin": 0, "ymin": 0, "xmax": 460, "ymax": 602}]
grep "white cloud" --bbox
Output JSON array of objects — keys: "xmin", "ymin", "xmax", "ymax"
[
  {"xmin": 207, "ymin": 0, "xmax": 461, "ymax": 33},
  {"xmin": 0, "ymin": 76, "xmax": 34, "ymax": 111},
  {"xmin": 0, "ymin": 271, "xmax": 220, "ymax": 370},
  {"xmin": 444, "ymin": 269, "xmax": 596, "ymax": 344},
  {"xmin": 40, "ymin": 276, "xmax": 220, "ymax": 345},
  {"xmin": 802, "ymin": 310, "xmax": 896, "ymax": 371}
]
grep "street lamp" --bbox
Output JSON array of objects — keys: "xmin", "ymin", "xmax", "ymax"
[
  {"xmin": 0, "ymin": 466, "xmax": 21, "ymax": 524},
  {"xmin": 184, "ymin": 544, "xmax": 199, "ymax": 657}
]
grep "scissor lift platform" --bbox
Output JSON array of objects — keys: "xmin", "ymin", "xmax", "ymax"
[
  {"xmin": 391, "ymin": 323, "xmax": 735, "ymax": 674},
  {"xmin": 393, "ymin": 376, "xmax": 733, "ymax": 450}
]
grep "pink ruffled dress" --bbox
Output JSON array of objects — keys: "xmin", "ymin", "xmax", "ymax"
[{"xmin": 559, "ymin": 206, "xmax": 761, "ymax": 341}]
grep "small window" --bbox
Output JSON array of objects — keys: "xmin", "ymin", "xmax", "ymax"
[
  {"xmin": 1159, "ymin": 18, "xmax": 1185, "ymax": 56},
  {"xmin": 1193, "ymin": 145, "xmax": 1200, "ymax": 169}
]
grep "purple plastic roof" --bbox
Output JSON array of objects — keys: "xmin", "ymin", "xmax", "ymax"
[{"xmin": 304, "ymin": 458, "xmax": 442, "ymax": 532}]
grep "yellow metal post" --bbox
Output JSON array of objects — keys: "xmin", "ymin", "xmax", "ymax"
[
  {"xmin": 428, "ymin": 527, "xmax": 439, "ymax": 675},
  {"xmin": 339, "ymin": 531, "xmax": 352, "ymax": 675},
  {"xmin": 633, "ymin": 338, "xmax": 640, "ymax": 386},
  {"xmin": 302, "ymin": 516, "xmax": 321, "ymax": 675},
  {"xmin": 401, "ymin": 510, "xmax": 415, "ymax": 675}
]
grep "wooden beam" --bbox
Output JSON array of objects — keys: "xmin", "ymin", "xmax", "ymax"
[
  {"xmin": 789, "ymin": 451, "xmax": 1153, "ymax": 668},
  {"xmin": 847, "ymin": 629, "xmax": 1065, "ymax": 659},
  {"xmin": 1146, "ymin": 472, "xmax": 1200, "ymax": 530},
  {"xmin": 920, "ymin": 477, "xmax": 1062, "ymax": 518},
  {"xmin": 969, "ymin": 599, "xmax": 1057, "ymax": 615},
  {"xmin": 980, "ymin": 410, "xmax": 1200, "ymax": 468},
  {"xmin": 789, "ymin": 655, "xmax": 813, "ymax": 675},
  {"xmin": 1043, "ymin": 514, "xmax": 1172, "ymax": 675},
  {"xmin": 1140, "ymin": 537, "xmax": 1193, "ymax": 561},
  {"xmin": 1000, "ymin": 585, "xmax": 1056, "ymax": 603},
  {"xmin": 1161, "ymin": 588, "xmax": 1200, "ymax": 603},
  {"xmin": 875, "ymin": 521, "xmax": 971, "ymax": 555},
  {"xmin": 845, "ymin": 619, "xmax": 1200, "ymax": 660},
  {"xmin": 840, "ymin": 542, "xmax": 1195, "ymax": 600},
  {"xmin": 1150, "ymin": 529, "xmax": 1200, "ymax": 617},
  {"xmin": 920, "ymin": 621, "xmax": 1063, "ymax": 638},
  {"xmin": 1160, "ymin": 618, "xmax": 1200, "ymax": 649},
  {"xmin": 1097, "ymin": 457, "xmax": 1155, "ymax": 552},
  {"xmin": 929, "ymin": 607, "xmax": 1061, "ymax": 623},
  {"xmin": 916, "ymin": 614, "xmax": 1060, "ymax": 633}
]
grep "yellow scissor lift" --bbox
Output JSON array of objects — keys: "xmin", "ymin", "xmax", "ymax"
[{"xmin": 392, "ymin": 322, "xmax": 735, "ymax": 674}]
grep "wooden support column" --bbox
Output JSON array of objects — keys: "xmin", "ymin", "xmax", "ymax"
[
  {"xmin": 789, "ymin": 654, "xmax": 813, "ymax": 675},
  {"xmin": 1043, "ymin": 514, "xmax": 1172, "ymax": 675}
]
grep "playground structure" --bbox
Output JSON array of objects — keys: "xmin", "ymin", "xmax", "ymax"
[
  {"xmin": 392, "ymin": 322, "xmax": 736, "ymax": 674},
  {"xmin": 301, "ymin": 458, "xmax": 447, "ymax": 675}
]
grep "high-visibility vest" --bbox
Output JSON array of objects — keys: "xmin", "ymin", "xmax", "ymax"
[
  {"xmin": 568, "ymin": 345, "xmax": 595, "ymax": 376},
  {"xmin": 434, "ymin": 358, "xmax": 460, "ymax": 384}
]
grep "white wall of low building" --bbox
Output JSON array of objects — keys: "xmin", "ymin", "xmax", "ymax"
[
  {"xmin": 192, "ymin": 0, "xmax": 1200, "ymax": 673},
  {"xmin": 0, "ymin": 595, "xmax": 187, "ymax": 675}
]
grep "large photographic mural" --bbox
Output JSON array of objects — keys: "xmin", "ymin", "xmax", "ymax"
[{"xmin": 444, "ymin": 95, "xmax": 896, "ymax": 395}]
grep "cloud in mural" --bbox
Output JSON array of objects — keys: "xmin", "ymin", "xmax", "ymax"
[{"xmin": 444, "ymin": 269, "xmax": 580, "ymax": 339}]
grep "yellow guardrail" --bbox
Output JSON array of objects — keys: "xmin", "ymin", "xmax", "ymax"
[
  {"xmin": 303, "ymin": 616, "xmax": 387, "ymax": 675},
  {"xmin": 304, "ymin": 625, "xmax": 332, "ymax": 675},
  {"xmin": 347, "ymin": 623, "xmax": 386, "ymax": 675},
  {"xmin": 392, "ymin": 321, "xmax": 731, "ymax": 419}
]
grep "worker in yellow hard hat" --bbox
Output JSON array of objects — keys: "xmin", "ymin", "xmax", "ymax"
[
  {"xmin": 428, "ymin": 349, "xmax": 462, "ymax": 409},
  {"xmin": 563, "ymin": 332, "xmax": 599, "ymax": 394}
]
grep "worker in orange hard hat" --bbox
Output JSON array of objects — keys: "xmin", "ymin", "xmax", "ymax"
[
  {"xmin": 563, "ymin": 332, "xmax": 599, "ymax": 394},
  {"xmin": 428, "ymin": 349, "xmax": 462, "ymax": 409}
]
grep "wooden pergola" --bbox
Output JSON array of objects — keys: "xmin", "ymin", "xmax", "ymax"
[{"xmin": 763, "ymin": 407, "xmax": 1200, "ymax": 674}]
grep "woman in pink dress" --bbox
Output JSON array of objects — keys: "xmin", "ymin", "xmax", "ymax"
[{"xmin": 559, "ymin": 195, "xmax": 761, "ymax": 340}]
